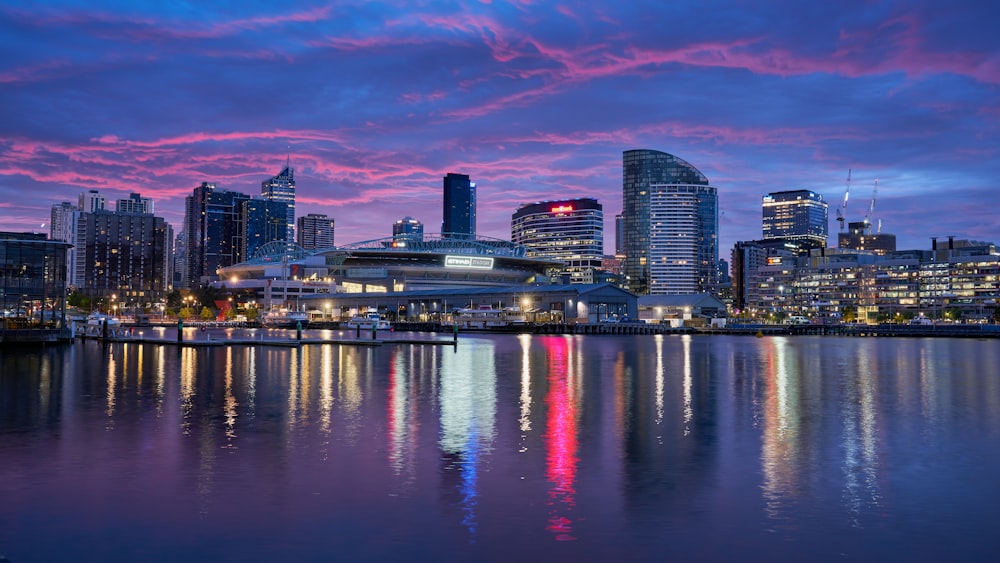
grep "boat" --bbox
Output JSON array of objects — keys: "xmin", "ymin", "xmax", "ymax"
[
  {"xmin": 345, "ymin": 309, "xmax": 391, "ymax": 330},
  {"xmin": 446, "ymin": 306, "xmax": 528, "ymax": 330},
  {"xmin": 86, "ymin": 312, "xmax": 121, "ymax": 327},
  {"xmin": 261, "ymin": 308, "xmax": 310, "ymax": 329}
]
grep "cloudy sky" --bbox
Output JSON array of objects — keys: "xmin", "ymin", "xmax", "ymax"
[{"xmin": 2, "ymin": 0, "xmax": 998, "ymax": 257}]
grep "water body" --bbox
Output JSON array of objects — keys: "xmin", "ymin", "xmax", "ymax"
[{"xmin": 2, "ymin": 334, "xmax": 999, "ymax": 562}]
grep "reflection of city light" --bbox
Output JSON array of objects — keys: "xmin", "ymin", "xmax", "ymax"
[
  {"xmin": 760, "ymin": 337, "xmax": 802, "ymax": 519},
  {"xmin": 519, "ymin": 334, "xmax": 532, "ymax": 437},
  {"xmin": 682, "ymin": 335, "xmax": 692, "ymax": 434},
  {"xmin": 541, "ymin": 336, "xmax": 578, "ymax": 541},
  {"xmin": 655, "ymin": 334, "xmax": 664, "ymax": 429},
  {"xmin": 440, "ymin": 341, "xmax": 497, "ymax": 541}
]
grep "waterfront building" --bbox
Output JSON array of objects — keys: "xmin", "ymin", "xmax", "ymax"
[
  {"xmin": 298, "ymin": 213, "xmax": 335, "ymax": 250},
  {"xmin": 393, "ymin": 216, "xmax": 424, "ymax": 244},
  {"xmin": 298, "ymin": 283, "xmax": 637, "ymax": 324},
  {"xmin": 762, "ymin": 189, "xmax": 828, "ymax": 250},
  {"xmin": 730, "ymin": 240, "xmax": 796, "ymax": 312},
  {"xmin": 0, "ymin": 232, "xmax": 71, "ymax": 339},
  {"xmin": 511, "ymin": 198, "xmax": 604, "ymax": 284},
  {"xmin": 621, "ymin": 149, "xmax": 719, "ymax": 295},
  {"xmin": 242, "ymin": 198, "xmax": 290, "ymax": 260},
  {"xmin": 116, "ymin": 192, "xmax": 154, "ymax": 214},
  {"xmin": 261, "ymin": 160, "xmax": 296, "ymax": 243},
  {"xmin": 442, "ymin": 173, "xmax": 476, "ymax": 240},
  {"xmin": 743, "ymin": 240, "xmax": 1000, "ymax": 323},
  {"xmin": 216, "ymin": 234, "xmax": 561, "ymax": 309},
  {"xmin": 73, "ymin": 210, "xmax": 173, "ymax": 308},
  {"xmin": 183, "ymin": 182, "xmax": 250, "ymax": 287},
  {"xmin": 838, "ymin": 220, "xmax": 897, "ymax": 255}
]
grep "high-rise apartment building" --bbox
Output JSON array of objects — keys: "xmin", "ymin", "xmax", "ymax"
[
  {"xmin": 50, "ymin": 201, "xmax": 79, "ymax": 288},
  {"xmin": 74, "ymin": 210, "xmax": 173, "ymax": 305},
  {"xmin": 184, "ymin": 182, "xmax": 250, "ymax": 287},
  {"xmin": 116, "ymin": 192, "xmax": 154, "ymax": 214},
  {"xmin": 442, "ymin": 173, "xmax": 476, "ymax": 239},
  {"xmin": 622, "ymin": 149, "xmax": 719, "ymax": 295},
  {"xmin": 511, "ymin": 198, "xmax": 604, "ymax": 284},
  {"xmin": 762, "ymin": 190, "xmax": 828, "ymax": 250},
  {"xmin": 838, "ymin": 221, "xmax": 897, "ymax": 255},
  {"xmin": 297, "ymin": 213, "xmax": 335, "ymax": 250},
  {"xmin": 261, "ymin": 160, "xmax": 295, "ymax": 243},
  {"xmin": 393, "ymin": 216, "xmax": 424, "ymax": 244},
  {"xmin": 78, "ymin": 189, "xmax": 107, "ymax": 213}
]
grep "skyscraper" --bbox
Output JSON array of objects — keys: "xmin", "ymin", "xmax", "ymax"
[
  {"xmin": 298, "ymin": 213, "xmax": 335, "ymax": 250},
  {"xmin": 511, "ymin": 198, "xmax": 604, "ymax": 284},
  {"xmin": 50, "ymin": 201, "xmax": 79, "ymax": 288},
  {"xmin": 261, "ymin": 159, "xmax": 295, "ymax": 243},
  {"xmin": 184, "ymin": 182, "xmax": 250, "ymax": 287},
  {"xmin": 393, "ymin": 216, "xmax": 424, "ymax": 244},
  {"xmin": 761, "ymin": 190, "xmax": 828, "ymax": 250},
  {"xmin": 622, "ymin": 149, "xmax": 719, "ymax": 295},
  {"xmin": 442, "ymin": 173, "xmax": 476, "ymax": 239},
  {"xmin": 242, "ymin": 198, "xmax": 290, "ymax": 260}
]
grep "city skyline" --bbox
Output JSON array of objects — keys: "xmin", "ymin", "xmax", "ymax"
[{"xmin": 2, "ymin": 1, "xmax": 999, "ymax": 255}]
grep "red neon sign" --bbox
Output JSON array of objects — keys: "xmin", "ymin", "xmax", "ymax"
[{"xmin": 551, "ymin": 205, "xmax": 574, "ymax": 214}]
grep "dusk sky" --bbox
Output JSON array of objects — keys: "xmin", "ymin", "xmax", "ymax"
[{"xmin": 2, "ymin": 0, "xmax": 999, "ymax": 257}]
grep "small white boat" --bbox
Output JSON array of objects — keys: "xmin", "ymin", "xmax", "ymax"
[
  {"xmin": 345, "ymin": 309, "xmax": 391, "ymax": 330},
  {"xmin": 86, "ymin": 312, "xmax": 121, "ymax": 327},
  {"xmin": 261, "ymin": 308, "xmax": 310, "ymax": 329}
]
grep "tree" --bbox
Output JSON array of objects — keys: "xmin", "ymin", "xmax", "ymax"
[{"xmin": 200, "ymin": 306, "xmax": 214, "ymax": 321}]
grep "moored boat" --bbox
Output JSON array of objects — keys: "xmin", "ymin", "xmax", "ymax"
[{"xmin": 261, "ymin": 308, "xmax": 310, "ymax": 329}]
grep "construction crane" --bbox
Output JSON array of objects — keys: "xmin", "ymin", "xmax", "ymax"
[
  {"xmin": 836, "ymin": 169, "xmax": 851, "ymax": 232},
  {"xmin": 863, "ymin": 178, "xmax": 879, "ymax": 233}
]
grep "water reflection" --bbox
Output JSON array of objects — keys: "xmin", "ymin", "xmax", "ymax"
[
  {"xmin": 439, "ymin": 339, "xmax": 497, "ymax": 541},
  {"xmin": 540, "ymin": 336, "xmax": 580, "ymax": 541},
  {"xmin": 3, "ymin": 336, "xmax": 1000, "ymax": 560}
]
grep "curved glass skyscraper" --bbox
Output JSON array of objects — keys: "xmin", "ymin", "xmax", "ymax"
[{"xmin": 622, "ymin": 149, "xmax": 719, "ymax": 295}]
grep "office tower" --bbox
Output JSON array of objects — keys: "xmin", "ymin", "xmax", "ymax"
[
  {"xmin": 615, "ymin": 212, "xmax": 625, "ymax": 258},
  {"xmin": 298, "ymin": 213, "xmax": 336, "ymax": 250},
  {"xmin": 442, "ymin": 173, "xmax": 476, "ymax": 239},
  {"xmin": 116, "ymin": 192, "xmax": 154, "ymax": 214},
  {"xmin": 762, "ymin": 190, "xmax": 828, "ymax": 250},
  {"xmin": 261, "ymin": 159, "xmax": 295, "ymax": 243},
  {"xmin": 173, "ymin": 230, "xmax": 188, "ymax": 289},
  {"xmin": 392, "ymin": 216, "xmax": 424, "ymax": 244},
  {"xmin": 74, "ymin": 210, "xmax": 173, "ymax": 305},
  {"xmin": 622, "ymin": 149, "xmax": 719, "ymax": 295},
  {"xmin": 242, "ymin": 198, "xmax": 290, "ymax": 259},
  {"xmin": 184, "ymin": 182, "xmax": 250, "ymax": 287},
  {"xmin": 511, "ymin": 198, "xmax": 604, "ymax": 284},
  {"xmin": 78, "ymin": 189, "xmax": 107, "ymax": 213}
]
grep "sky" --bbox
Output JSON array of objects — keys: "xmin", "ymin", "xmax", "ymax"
[{"xmin": 2, "ymin": 0, "xmax": 999, "ymax": 259}]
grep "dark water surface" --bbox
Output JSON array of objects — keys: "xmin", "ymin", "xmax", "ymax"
[{"xmin": 2, "ymin": 333, "xmax": 999, "ymax": 562}]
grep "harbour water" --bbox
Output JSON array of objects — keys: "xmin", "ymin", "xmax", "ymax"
[{"xmin": 2, "ymin": 332, "xmax": 999, "ymax": 562}]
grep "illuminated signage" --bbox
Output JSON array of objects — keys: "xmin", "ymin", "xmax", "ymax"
[
  {"xmin": 551, "ymin": 205, "xmax": 574, "ymax": 214},
  {"xmin": 445, "ymin": 255, "xmax": 495, "ymax": 270},
  {"xmin": 766, "ymin": 257, "xmax": 782, "ymax": 265}
]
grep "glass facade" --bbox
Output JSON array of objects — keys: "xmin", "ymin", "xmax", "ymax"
[
  {"xmin": 762, "ymin": 190, "xmax": 828, "ymax": 249},
  {"xmin": 511, "ymin": 198, "xmax": 603, "ymax": 284},
  {"xmin": 0, "ymin": 232, "xmax": 70, "ymax": 329},
  {"xmin": 185, "ymin": 182, "xmax": 250, "ymax": 287},
  {"xmin": 243, "ymin": 198, "xmax": 290, "ymax": 259},
  {"xmin": 442, "ymin": 173, "xmax": 476, "ymax": 239},
  {"xmin": 298, "ymin": 213, "xmax": 336, "ymax": 250},
  {"xmin": 261, "ymin": 163, "xmax": 295, "ymax": 243},
  {"xmin": 622, "ymin": 149, "xmax": 718, "ymax": 295}
]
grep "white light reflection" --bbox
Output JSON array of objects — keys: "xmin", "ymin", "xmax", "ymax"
[
  {"xmin": 439, "ymin": 340, "xmax": 497, "ymax": 542},
  {"xmin": 654, "ymin": 334, "xmax": 664, "ymax": 430},
  {"xmin": 319, "ymin": 344, "xmax": 334, "ymax": 458},
  {"xmin": 180, "ymin": 348, "xmax": 196, "ymax": 435},
  {"xmin": 106, "ymin": 347, "xmax": 118, "ymax": 425},
  {"xmin": 223, "ymin": 347, "xmax": 238, "ymax": 447},
  {"xmin": 760, "ymin": 336, "xmax": 802, "ymax": 521},
  {"xmin": 519, "ymin": 334, "xmax": 532, "ymax": 440},
  {"xmin": 842, "ymin": 345, "xmax": 881, "ymax": 527},
  {"xmin": 682, "ymin": 334, "xmax": 693, "ymax": 435}
]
